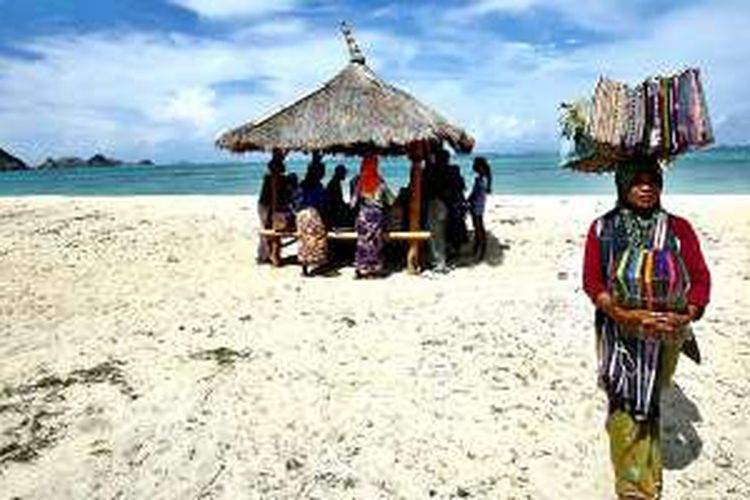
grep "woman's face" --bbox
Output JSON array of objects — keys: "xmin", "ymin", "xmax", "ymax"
[{"xmin": 626, "ymin": 171, "xmax": 661, "ymax": 210}]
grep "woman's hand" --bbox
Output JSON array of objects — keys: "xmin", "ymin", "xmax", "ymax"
[
  {"xmin": 646, "ymin": 312, "xmax": 690, "ymax": 340},
  {"xmin": 595, "ymin": 292, "xmax": 691, "ymax": 340},
  {"xmin": 595, "ymin": 292, "xmax": 644, "ymax": 326},
  {"xmin": 622, "ymin": 310, "xmax": 687, "ymax": 340}
]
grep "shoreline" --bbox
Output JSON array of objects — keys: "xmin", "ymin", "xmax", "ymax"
[
  {"xmin": 4, "ymin": 191, "xmax": 750, "ymax": 196},
  {"xmin": 0, "ymin": 195, "xmax": 748, "ymax": 498},
  {"xmin": 3, "ymin": 193, "xmax": 750, "ymax": 199}
]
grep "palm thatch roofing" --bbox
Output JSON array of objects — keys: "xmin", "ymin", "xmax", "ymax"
[{"xmin": 216, "ymin": 24, "xmax": 474, "ymax": 156}]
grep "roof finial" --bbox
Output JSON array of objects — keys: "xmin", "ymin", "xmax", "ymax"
[{"xmin": 340, "ymin": 21, "xmax": 365, "ymax": 64}]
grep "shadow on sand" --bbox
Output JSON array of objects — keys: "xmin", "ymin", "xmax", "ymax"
[
  {"xmin": 661, "ymin": 384, "xmax": 703, "ymax": 470},
  {"xmin": 271, "ymin": 230, "xmax": 510, "ymax": 276},
  {"xmin": 448, "ymin": 230, "xmax": 509, "ymax": 269}
]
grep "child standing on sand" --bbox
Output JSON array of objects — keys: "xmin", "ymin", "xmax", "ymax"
[{"xmin": 468, "ymin": 157, "xmax": 492, "ymax": 260}]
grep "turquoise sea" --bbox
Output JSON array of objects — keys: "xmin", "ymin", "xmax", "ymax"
[{"xmin": 1, "ymin": 147, "xmax": 749, "ymax": 196}]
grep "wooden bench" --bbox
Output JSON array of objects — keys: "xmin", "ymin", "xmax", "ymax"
[
  {"xmin": 259, "ymin": 228, "xmax": 431, "ymax": 273},
  {"xmin": 258, "ymin": 229, "xmax": 431, "ymax": 241}
]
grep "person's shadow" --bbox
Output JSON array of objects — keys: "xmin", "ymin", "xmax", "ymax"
[
  {"xmin": 661, "ymin": 384, "xmax": 703, "ymax": 469},
  {"xmin": 449, "ymin": 230, "xmax": 509, "ymax": 268},
  {"xmin": 483, "ymin": 231, "xmax": 509, "ymax": 267}
]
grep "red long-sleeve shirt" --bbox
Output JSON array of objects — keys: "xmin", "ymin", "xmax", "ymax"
[{"xmin": 582, "ymin": 214, "xmax": 711, "ymax": 309}]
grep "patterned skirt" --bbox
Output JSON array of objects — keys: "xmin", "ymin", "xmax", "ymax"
[
  {"xmin": 296, "ymin": 208, "xmax": 327, "ymax": 267},
  {"xmin": 355, "ymin": 203, "xmax": 386, "ymax": 276}
]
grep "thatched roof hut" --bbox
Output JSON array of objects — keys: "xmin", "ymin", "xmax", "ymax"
[{"xmin": 216, "ymin": 24, "xmax": 474, "ymax": 156}]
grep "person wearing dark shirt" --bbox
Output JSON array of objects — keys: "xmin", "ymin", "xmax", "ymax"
[
  {"xmin": 423, "ymin": 148, "xmax": 450, "ymax": 272},
  {"xmin": 296, "ymin": 154, "xmax": 328, "ymax": 275},
  {"xmin": 444, "ymin": 162, "xmax": 468, "ymax": 259},
  {"xmin": 324, "ymin": 164, "xmax": 351, "ymax": 228},
  {"xmin": 257, "ymin": 151, "xmax": 286, "ymax": 264}
]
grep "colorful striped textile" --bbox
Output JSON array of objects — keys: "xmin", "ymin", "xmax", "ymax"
[
  {"xmin": 594, "ymin": 209, "xmax": 691, "ymax": 420},
  {"xmin": 560, "ymin": 67, "xmax": 714, "ymax": 171}
]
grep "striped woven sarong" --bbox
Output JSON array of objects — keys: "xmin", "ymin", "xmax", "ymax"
[{"xmin": 595, "ymin": 210, "xmax": 690, "ymax": 420}]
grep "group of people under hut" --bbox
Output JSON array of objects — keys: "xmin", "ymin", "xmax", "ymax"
[{"xmin": 256, "ymin": 147, "xmax": 493, "ymax": 278}]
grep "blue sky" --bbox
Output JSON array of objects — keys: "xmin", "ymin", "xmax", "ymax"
[{"xmin": 0, "ymin": 0, "xmax": 748, "ymax": 163}]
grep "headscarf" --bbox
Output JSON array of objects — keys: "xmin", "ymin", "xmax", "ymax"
[
  {"xmin": 614, "ymin": 157, "xmax": 665, "ymax": 247},
  {"xmin": 359, "ymin": 154, "xmax": 381, "ymax": 197},
  {"xmin": 615, "ymin": 157, "xmax": 663, "ymax": 206}
]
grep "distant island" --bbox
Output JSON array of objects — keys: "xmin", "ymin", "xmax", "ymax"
[
  {"xmin": 0, "ymin": 148, "xmax": 28, "ymax": 171},
  {"xmin": 1, "ymin": 147, "xmax": 155, "ymax": 171},
  {"xmin": 38, "ymin": 154, "xmax": 154, "ymax": 169}
]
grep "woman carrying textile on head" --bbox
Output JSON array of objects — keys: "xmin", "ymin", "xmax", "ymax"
[
  {"xmin": 351, "ymin": 154, "xmax": 394, "ymax": 278},
  {"xmin": 582, "ymin": 157, "xmax": 711, "ymax": 499},
  {"xmin": 296, "ymin": 153, "xmax": 328, "ymax": 276}
]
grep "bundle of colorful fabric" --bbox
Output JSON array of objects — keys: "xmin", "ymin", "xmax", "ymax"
[{"xmin": 560, "ymin": 68, "xmax": 714, "ymax": 172}]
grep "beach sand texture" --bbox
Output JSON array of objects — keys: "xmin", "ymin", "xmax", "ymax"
[{"xmin": 1, "ymin": 195, "xmax": 748, "ymax": 499}]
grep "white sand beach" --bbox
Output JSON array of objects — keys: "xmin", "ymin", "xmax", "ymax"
[{"xmin": 1, "ymin": 194, "xmax": 749, "ymax": 499}]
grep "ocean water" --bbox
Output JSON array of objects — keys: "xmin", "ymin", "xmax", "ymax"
[{"xmin": 1, "ymin": 147, "xmax": 749, "ymax": 196}]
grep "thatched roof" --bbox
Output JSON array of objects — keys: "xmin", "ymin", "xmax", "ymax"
[{"xmin": 216, "ymin": 24, "xmax": 474, "ymax": 156}]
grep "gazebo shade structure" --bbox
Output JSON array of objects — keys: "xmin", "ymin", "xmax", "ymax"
[{"xmin": 216, "ymin": 25, "xmax": 474, "ymax": 156}]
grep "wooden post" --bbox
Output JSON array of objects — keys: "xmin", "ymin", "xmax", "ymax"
[
  {"xmin": 406, "ymin": 141, "xmax": 424, "ymax": 274},
  {"xmin": 269, "ymin": 151, "xmax": 283, "ymax": 266}
]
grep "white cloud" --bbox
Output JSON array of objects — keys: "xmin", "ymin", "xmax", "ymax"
[
  {"xmin": 158, "ymin": 87, "xmax": 218, "ymax": 128},
  {"xmin": 369, "ymin": 4, "xmax": 400, "ymax": 19},
  {"xmin": 167, "ymin": 0, "xmax": 299, "ymax": 18},
  {"xmin": 0, "ymin": 1, "xmax": 748, "ymax": 162},
  {"xmin": 399, "ymin": 0, "xmax": 750, "ymax": 151},
  {"xmin": 461, "ymin": 0, "xmax": 539, "ymax": 16},
  {"xmin": 482, "ymin": 114, "xmax": 538, "ymax": 141},
  {"xmin": 450, "ymin": 0, "xmax": 653, "ymax": 33},
  {"xmin": 245, "ymin": 18, "xmax": 310, "ymax": 37},
  {"xmin": 0, "ymin": 27, "xmax": 347, "ymax": 162}
]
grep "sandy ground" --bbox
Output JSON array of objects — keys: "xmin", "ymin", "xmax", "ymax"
[{"xmin": 0, "ymin": 194, "xmax": 748, "ymax": 499}]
